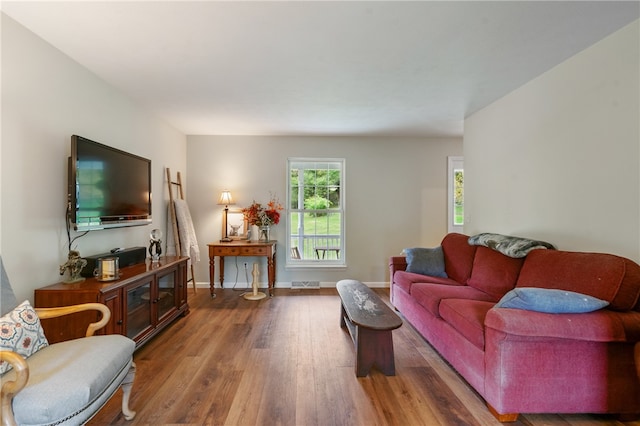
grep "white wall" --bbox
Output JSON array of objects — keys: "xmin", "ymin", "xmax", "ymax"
[
  {"xmin": 1, "ymin": 14, "xmax": 187, "ymax": 303},
  {"xmin": 187, "ymin": 135, "xmax": 462, "ymax": 287},
  {"xmin": 464, "ymin": 20, "xmax": 639, "ymax": 261}
]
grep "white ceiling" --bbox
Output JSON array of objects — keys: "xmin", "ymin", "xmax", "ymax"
[{"xmin": 2, "ymin": 1, "xmax": 638, "ymax": 137}]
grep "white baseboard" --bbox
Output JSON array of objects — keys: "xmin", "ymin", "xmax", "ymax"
[{"xmin": 196, "ymin": 281, "xmax": 390, "ymax": 289}]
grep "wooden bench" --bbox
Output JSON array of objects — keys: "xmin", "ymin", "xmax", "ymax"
[{"xmin": 336, "ymin": 279, "xmax": 403, "ymax": 377}]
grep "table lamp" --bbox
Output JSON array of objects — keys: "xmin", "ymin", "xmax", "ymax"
[{"xmin": 218, "ymin": 190, "xmax": 235, "ymax": 242}]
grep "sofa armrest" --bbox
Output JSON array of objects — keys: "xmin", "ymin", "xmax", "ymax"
[
  {"xmin": 389, "ymin": 256, "xmax": 407, "ymax": 283},
  {"xmin": 485, "ymin": 307, "xmax": 640, "ymax": 342},
  {"xmin": 1, "ymin": 350, "xmax": 29, "ymax": 426},
  {"xmin": 35, "ymin": 303, "xmax": 111, "ymax": 337}
]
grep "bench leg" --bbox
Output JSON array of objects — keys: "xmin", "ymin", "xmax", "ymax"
[
  {"xmin": 355, "ymin": 328, "xmax": 396, "ymax": 377},
  {"xmin": 121, "ymin": 361, "xmax": 137, "ymax": 420},
  {"xmin": 340, "ymin": 304, "xmax": 347, "ymax": 329}
]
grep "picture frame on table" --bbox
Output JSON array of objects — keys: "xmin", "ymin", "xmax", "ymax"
[{"xmin": 223, "ymin": 208, "xmax": 248, "ymax": 240}]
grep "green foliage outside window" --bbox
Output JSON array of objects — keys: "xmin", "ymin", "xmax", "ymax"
[
  {"xmin": 290, "ymin": 168, "xmax": 341, "ymax": 209},
  {"xmin": 454, "ymin": 169, "xmax": 464, "ymax": 226},
  {"xmin": 304, "ymin": 195, "xmax": 332, "ymax": 216}
]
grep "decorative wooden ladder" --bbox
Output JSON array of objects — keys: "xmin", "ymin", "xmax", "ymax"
[{"xmin": 166, "ymin": 168, "xmax": 197, "ymax": 293}]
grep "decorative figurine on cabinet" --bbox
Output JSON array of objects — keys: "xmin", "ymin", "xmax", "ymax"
[
  {"xmin": 149, "ymin": 229, "xmax": 162, "ymax": 263},
  {"xmin": 59, "ymin": 250, "xmax": 87, "ymax": 283}
]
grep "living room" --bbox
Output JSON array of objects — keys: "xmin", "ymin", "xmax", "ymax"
[{"xmin": 1, "ymin": 2, "xmax": 639, "ymax": 423}]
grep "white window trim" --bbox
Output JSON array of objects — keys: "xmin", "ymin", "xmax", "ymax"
[
  {"xmin": 286, "ymin": 157, "xmax": 346, "ymax": 268},
  {"xmin": 447, "ymin": 156, "xmax": 464, "ymax": 234}
]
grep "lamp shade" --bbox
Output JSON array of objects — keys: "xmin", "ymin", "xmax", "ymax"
[{"xmin": 217, "ymin": 190, "xmax": 235, "ymax": 206}]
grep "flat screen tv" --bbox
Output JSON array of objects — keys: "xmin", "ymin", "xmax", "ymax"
[{"xmin": 69, "ymin": 135, "xmax": 152, "ymax": 231}]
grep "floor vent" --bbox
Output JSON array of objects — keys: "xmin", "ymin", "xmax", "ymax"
[{"xmin": 291, "ymin": 281, "xmax": 320, "ymax": 289}]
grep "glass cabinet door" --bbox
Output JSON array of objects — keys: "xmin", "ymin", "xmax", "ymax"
[
  {"xmin": 157, "ymin": 270, "xmax": 177, "ymax": 320},
  {"xmin": 126, "ymin": 281, "xmax": 152, "ymax": 339}
]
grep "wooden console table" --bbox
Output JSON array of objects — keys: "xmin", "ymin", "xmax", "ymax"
[{"xmin": 208, "ymin": 241, "xmax": 277, "ymax": 297}]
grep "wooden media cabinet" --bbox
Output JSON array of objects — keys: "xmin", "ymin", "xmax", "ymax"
[{"xmin": 35, "ymin": 256, "xmax": 189, "ymax": 348}]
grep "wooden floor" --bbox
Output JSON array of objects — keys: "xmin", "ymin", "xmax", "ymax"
[{"xmin": 90, "ymin": 288, "xmax": 640, "ymax": 426}]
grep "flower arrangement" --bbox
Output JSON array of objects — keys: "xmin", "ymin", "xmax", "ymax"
[{"xmin": 242, "ymin": 195, "xmax": 284, "ymax": 227}]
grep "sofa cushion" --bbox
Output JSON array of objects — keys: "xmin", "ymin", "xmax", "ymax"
[
  {"xmin": 411, "ymin": 283, "xmax": 496, "ymax": 318},
  {"xmin": 393, "ymin": 270, "xmax": 462, "ymax": 294},
  {"xmin": 485, "ymin": 306, "xmax": 638, "ymax": 342},
  {"xmin": 517, "ymin": 250, "xmax": 640, "ymax": 311},
  {"xmin": 439, "ymin": 299, "xmax": 494, "ymax": 350},
  {"xmin": 404, "ymin": 247, "xmax": 448, "ymax": 278},
  {"xmin": 0, "ymin": 300, "xmax": 49, "ymax": 374},
  {"xmin": 2, "ymin": 334, "xmax": 135, "ymax": 425},
  {"xmin": 441, "ymin": 233, "xmax": 477, "ymax": 284},
  {"xmin": 495, "ymin": 287, "xmax": 609, "ymax": 313},
  {"xmin": 467, "ymin": 247, "xmax": 524, "ymax": 299}
]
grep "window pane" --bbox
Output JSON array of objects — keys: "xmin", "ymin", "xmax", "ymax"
[
  {"xmin": 287, "ymin": 159, "xmax": 345, "ymax": 264},
  {"xmin": 290, "ymin": 184, "xmax": 300, "ymax": 209},
  {"xmin": 454, "ymin": 169, "xmax": 464, "ymax": 226}
]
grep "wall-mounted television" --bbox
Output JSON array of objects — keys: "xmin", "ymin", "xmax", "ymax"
[{"xmin": 69, "ymin": 135, "xmax": 152, "ymax": 231}]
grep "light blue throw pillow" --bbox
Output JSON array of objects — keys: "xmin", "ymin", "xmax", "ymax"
[
  {"xmin": 495, "ymin": 287, "xmax": 609, "ymax": 313},
  {"xmin": 404, "ymin": 246, "xmax": 448, "ymax": 278}
]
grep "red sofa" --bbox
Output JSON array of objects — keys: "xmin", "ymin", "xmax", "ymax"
[{"xmin": 389, "ymin": 232, "xmax": 640, "ymax": 422}]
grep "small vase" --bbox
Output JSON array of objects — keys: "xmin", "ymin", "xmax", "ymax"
[
  {"xmin": 259, "ymin": 226, "xmax": 270, "ymax": 242},
  {"xmin": 249, "ymin": 225, "xmax": 259, "ymax": 242}
]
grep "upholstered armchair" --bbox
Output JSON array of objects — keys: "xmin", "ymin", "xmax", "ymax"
[{"xmin": 0, "ymin": 257, "xmax": 136, "ymax": 426}]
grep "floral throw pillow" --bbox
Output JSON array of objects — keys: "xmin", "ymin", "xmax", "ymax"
[{"xmin": 0, "ymin": 300, "xmax": 49, "ymax": 374}]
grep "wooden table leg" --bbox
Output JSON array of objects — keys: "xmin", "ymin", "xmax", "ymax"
[
  {"xmin": 208, "ymin": 255, "xmax": 216, "ymax": 298},
  {"xmin": 219, "ymin": 256, "xmax": 225, "ymax": 289},
  {"xmin": 267, "ymin": 252, "xmax": 275, "ymax": 296}
]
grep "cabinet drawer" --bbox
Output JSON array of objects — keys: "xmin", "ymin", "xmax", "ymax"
[
  {"xmin": 240, "ymin": 247, "xmax": 267, "ymax": 255},
  {"xmin": 212, "ymin": 247, "xmax": 240, "ymax": 256},
  {"xmin": 212, "ymin": 246, "xmax": 269, "ymax": 256}
]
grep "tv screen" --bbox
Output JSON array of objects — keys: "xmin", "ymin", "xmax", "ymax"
[{"xmin": 69, "ymin": 135, "xmax": 152, "ymax": 231}]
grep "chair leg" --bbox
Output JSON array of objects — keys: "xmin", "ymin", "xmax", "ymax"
[{"xmin": 121, "ymin": 362, "xmax": 137, "ymax": 420}]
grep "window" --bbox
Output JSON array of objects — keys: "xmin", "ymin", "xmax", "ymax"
[
  {"xmin": 448, "ymin": 156, "xmax": 464, "ymax": 233},
  {"xmin": 287, "ymin": 158, "xmax": 345, "ymax": 267}
]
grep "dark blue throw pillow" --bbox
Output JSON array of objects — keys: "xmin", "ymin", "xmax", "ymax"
[
  {"xmin": 404, "ymin": 246, "xmax": 448, "ymax": 278},
  {"xmin": 495, "ymin": 287, "xmax": 609, "ymax": 313}
]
